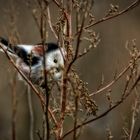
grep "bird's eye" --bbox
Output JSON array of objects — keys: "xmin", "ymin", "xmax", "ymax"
[
  {"xmin": 56, "ymin": 67, "xmax": 60, "ymax": 72},
  {"xmin": 54, "ymin": 59, "xmax": 57, "ymax": 63}
]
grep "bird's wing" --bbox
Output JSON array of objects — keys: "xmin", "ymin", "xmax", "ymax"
[
  {"xmin": 14, "ymin": 45, "xmax": 41, "ymax": 66},
  {"xmin": 0, "ymin": 37, "xmax": 41, "ymax": 66}
]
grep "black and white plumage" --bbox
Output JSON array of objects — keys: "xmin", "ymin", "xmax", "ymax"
[{"xmin": 0, "ymin": 37, "xmax": 65, "ymax": 86}]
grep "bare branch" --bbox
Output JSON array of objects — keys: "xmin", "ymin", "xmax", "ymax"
[
  {"xmin": 47, "ymin": 6, "xmax": 58, "ymax": 39},
  {"xmin": 90, "ymin": 53, "xmax": 140, "ymax": 97},
  {"xmin": 27, "ymin": 86, "xmax": 34, "ymax": 140},
  {"xmin": 11, "ymin": 74, "xmax": 17, "ymax": 140},
  {"xmin": 62, "ymin": 75, "xmax": 140, "ymax": 139},
  {"xmin": 134, "ymin": 127, "xmax": 140, "ymax": 140},
  {"xmin": 84, "ymin": 0, "xmax": 140, "ymax": 29}
]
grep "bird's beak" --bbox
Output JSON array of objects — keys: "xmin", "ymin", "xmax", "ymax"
[{"xmin": 59, "ymin": 64, "xmax": 64, "ymax": 71}]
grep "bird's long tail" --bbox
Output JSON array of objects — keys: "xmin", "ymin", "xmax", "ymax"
[{"xmin": 0, "ymin": 37, "xmax": 17, "ymax": 57}]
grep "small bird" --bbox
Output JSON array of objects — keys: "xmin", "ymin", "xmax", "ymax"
[{"xmin": 0, "ymin": 37, "xmax": 65, "ymax": 87}]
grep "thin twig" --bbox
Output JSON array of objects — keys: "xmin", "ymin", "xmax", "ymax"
[
  {"xmin": 27, "ymin": 85, "xmax": 34, "ymax": 140},
  {"xmin": 89, "ymin": 53, "xmax": 140, "ymax": 97},
  {"xmin": 66, "ymin": 13, "xmax": 85, "ymax": 74},
  {"xmin": 129, "ymin": 100, "xmax": 138, "ymax": 140},
  {"xmin": 37, "ymin": 0, "xmax": 50, "ymax": 139},
  {"xmin": 52, "ymin": 0, "xmax": 62, "ymax": 9},
  {"xmin": 55, "ymin": 0, "xmax": 73, "ymax": 139},
  {"xmin": 47, "ymin": 6, "xmax": 58, "ymax": 39},
  {"xmin": 62, "ymin": 75, "xmax": 140, "ymax": 139},
  {"xmin": 134, "ymin": 127, "xmax": 140, "ymax": 140},
  {"xmin": 129, "ymin": 79, "xmax": 140, "ymax": 140},
  {"xmin": 84, "ymin": 0, "xmax": 140, "ymax": 29},
  {"xmin": 36, "ymin": 130, "xmax": 43, "ymax": 140},
  {"xmin": 11, "ymin": 74, "xmax": 17, "ymax": 140},
  {"xmin": 73, "ymin": 94, "xmax": 78, "ymax": 140}
]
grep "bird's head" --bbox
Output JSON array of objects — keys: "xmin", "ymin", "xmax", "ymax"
[{"xmin": 45, "ymin": 45, "xmax": 65, "ymax": 81}]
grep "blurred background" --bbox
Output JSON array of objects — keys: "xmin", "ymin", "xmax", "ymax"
[{"xmin": 0, "ymin": 0, "xmax": 140, "ymax": 140}]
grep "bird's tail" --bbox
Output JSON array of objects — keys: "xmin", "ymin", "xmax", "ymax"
[{"xmin": 0, "ymin": 37, "xmax": 16, "ymax": 56}]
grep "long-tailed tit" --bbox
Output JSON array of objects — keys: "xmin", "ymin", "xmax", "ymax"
[{"xmin": 0, "ymin": 37, "xmax": 65, "ymax": 87}]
